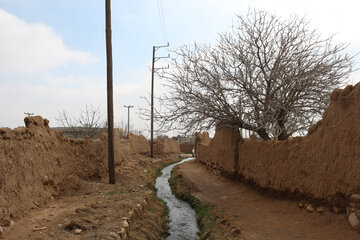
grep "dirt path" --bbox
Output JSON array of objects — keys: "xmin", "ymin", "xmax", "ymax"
[{"xmin": 176, "ymin": 160, "xmax": 359, "ymax": 240}]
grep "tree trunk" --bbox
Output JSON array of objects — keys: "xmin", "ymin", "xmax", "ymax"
[
  {"xmin": 276, "ymin": 109, "xmax": 288, "ymax": 141},
  {"xmin": 256, "ymin": 128, "xmax": 271, "ymax": 140},
  {"xmin": 277, "ymin": 128, "xmax": 288, "ymax": 140}
]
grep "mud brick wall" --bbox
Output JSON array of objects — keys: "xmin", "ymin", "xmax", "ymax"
[
  {"xmin": 196, "ymin": 82, "xmax": 360, "ymax": 203},
  {"xmin": 180, "ymin": 143, "xmax": 194, "ymax": 153},
  {"xmin": 196, "ymin": 125, "xmax": 242, "ymax": 175},
  {"xmin": 0, "ymin": 116, "xmax": 150, "ymax": 222},
  {"xmin": 154, "ymin": 137, "xmax": 180, "ymax": 155}
]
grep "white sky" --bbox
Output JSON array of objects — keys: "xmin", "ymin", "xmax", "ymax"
[{"xmin": 0, "ymin": 0, "xmax": 359, "ymax": 137}]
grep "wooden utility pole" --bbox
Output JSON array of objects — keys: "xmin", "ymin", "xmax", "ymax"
[
  {"xmin": 151, "ymin": 47, "xmax": 155, "ymax": 158},
  {"xmin": 106, "ymin": 0, "xmax": 115, "ymax": 184},
  {"xmin": 150, "ymin": 43, "xmax": 169, "ymax": 158},
  {"xmin": 124, "ymin": 105, "xmax": 134, "ymax": 137}
]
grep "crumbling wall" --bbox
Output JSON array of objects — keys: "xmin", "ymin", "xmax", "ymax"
[
  {"xmin": 196, "ymin": 125, "xmax": 242, "ymax": 175},
  {"xmin": 196, "ymin": 82, "xmax": 360, "ymax": 202},
  {"xmin": 238, "ymin": 83, "xmax": 360, "ymax": 200},
  {"xmin": 180, "ymin": 143, "xmax": 194, "ymax": 153},
  {"xmin": 195, "ymin": 132, "xmax": 211, "ymax": 161},
  {"xmin": 154, "ymin": 137, "xmax": 180, "ymax": 155},
  {"xmin": 128, "ymin": 133, "xmax": 150, "ymax": 155},
  {"xmin": 0, "ymin": 116, "xmax": 150, "ymax": 222}
]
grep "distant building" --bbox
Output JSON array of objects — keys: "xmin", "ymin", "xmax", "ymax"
[{"xmin": 51, "ymin": 127, "xmax": 106, "ymax": 139}]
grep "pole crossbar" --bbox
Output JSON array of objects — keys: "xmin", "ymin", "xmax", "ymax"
[
  {"xmin": 155, "ymin": 42, "xmax": 169, "ymax": 51},
  {"xmin": 155, "ymin": 54, "xmax": 170, "ymax": 62}
]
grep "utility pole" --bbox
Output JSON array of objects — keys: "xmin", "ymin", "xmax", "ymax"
[
  {"xmin": 105, "ymin": 0, "xmax": 115, "ymax": 184},
  {"xmin": 151, "ymin": 43, "xmax": 169, "ymax": 158},
  {"xmin": 124, "ymin": 105, "xmax": 134, "ymax": 137}
]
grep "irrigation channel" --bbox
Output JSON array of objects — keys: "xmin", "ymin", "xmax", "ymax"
[{"xmin": 155, "ymin": 157, "xmax": 199, "ymax": 240}]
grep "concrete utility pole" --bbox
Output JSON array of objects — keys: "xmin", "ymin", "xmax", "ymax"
[
  {"xmin": 124, "ymin": 105, "xmax": 134, "ymax": 137},
  {"xmin": 105, "ymin": 0, "xmax": 115, "ymax": 184},
  {"xmin": 150, "ymin": 43, "xmax": 169, "ymax": 158}
]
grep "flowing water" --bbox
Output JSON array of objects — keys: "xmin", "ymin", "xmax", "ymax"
[{"xmin": 155, "ymin": 158, "xmax": 199, "ymax": 240}]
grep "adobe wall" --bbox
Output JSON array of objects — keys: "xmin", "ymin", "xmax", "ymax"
[
  {"xmin": 0, "ymin": 116, "xmax": 150, "ymax": 222},
  {"xmin": 194, "ymin": 132, "xmax": 211, "ymax": 160},
  {"xmin": 196, "ymin": 82, "xmax": 360, "ymax": 202},
  {"xmin": 196, "ymin": 125, "xmax": 242, "ymax": 175},
  {"xmin": 128, "ymin": 133, "xmax": 150, "ymax": 155},
  {"xmin": 180, "ymin": 143, "xmax": 194, "ymax": 153},
  {"xmin": 238, "ymin": 83, "xmax": 360, "ymax": 200},
  {"xmin": 153, "ymin": 137, "xmax": 180, "ymax": 155}
]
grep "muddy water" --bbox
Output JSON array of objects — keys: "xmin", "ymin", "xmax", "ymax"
[{"xmin": 155, "ymin": 158, "xmax": 199, "ymax": 240}]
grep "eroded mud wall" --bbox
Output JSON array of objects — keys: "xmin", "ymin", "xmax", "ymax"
[
  {"xmin": 196, "ymin": 83, "xmax": 360, "ymax": 201},
  {"xmin": 0, "ymin": 116, "xmax": 150, "ymax": 221},
  {"xmin": 154, "ymin": 137, "xmax": 180, "ymax": 155},
  {"xmin": 180, "ymin": 143, "xmax": 194, "ymax": 153},
  {"xmin": 238, "ymin": 83, "xmax": 360, "ymax": 200},
  {"xmin": 128, "ymin": 133, "xmax": 150, "ymax": 155},
  {"xmin": 196, "ymin": 125, "xmax": 243, "ymax": 175}
]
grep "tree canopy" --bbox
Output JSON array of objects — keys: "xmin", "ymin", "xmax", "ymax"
[{"xmin": 155, "ymin": 10, "xmax": 355, "ymax": 140}]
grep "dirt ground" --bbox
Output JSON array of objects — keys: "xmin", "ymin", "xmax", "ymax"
[
  {"xmin": 1, "ymin": 155, "xmax": 177, "ymax": 240},
  {"xmin": 176, "ymin": 160, "xmax": 360, "ymax": 240}
]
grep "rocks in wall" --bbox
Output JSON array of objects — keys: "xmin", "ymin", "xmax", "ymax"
[{"xmin": 347, "ymin": 194, "xmax": 360, "ymax": 232}]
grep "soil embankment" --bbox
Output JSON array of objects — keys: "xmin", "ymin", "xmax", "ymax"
[
  {"xmin": 0, "ymin": 116, "xmax": 148, "ymax": 222},
  {"xmin": 176, "ymin": 160, "xmax": 360, "ymax": 240},
  {"xmin": 4, "ymin": 154, "xmax": 176, "ymax": 240},
  {"xmin": 0, "ymin": 116, "xmax": 177, "ymax": 239}
]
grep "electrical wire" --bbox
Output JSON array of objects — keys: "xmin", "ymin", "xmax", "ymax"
[
  {"xmin": 155, "ymin": 0, "xmax": 165, "ymax": 42},
  {"xmin": 159, "ymin": 0, "xmax": 168, "ymax": 42},
  {"xmin": 155, "ymin": 0, "xmax": 168, "ymax": 43}
]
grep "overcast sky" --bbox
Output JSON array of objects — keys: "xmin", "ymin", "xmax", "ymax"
[{"xmin": 1, "ymin": 0, "xmax": 359, "ymax": 136}]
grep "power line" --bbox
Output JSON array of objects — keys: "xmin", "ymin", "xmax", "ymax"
[
  {"xmin": 155, "ymin": 0, "xmax": 165, "ymax": 42},
  {"xmin": 155, "ymin": 0, "xmax": 168, "ymax": 43},
  {"xmin": 159, "ymin": 0, "xmax": 168, "ymax": 39},
  {"xmin": 159, "ymin": 0, "xmax": 168, "ymax": 42}
]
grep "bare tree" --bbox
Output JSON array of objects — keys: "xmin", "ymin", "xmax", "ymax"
[
  {"xmin": 154, "ymin": 10, "xmax": 355, "ymax": 140},
  {"xmin": 56, "ymin": 105, "xmax": 104, "ymax": 139},
  {"xmin": 116, "ymin": 120, "xmax": 143, "ymax": 139},
  {"xmin": 116, "ymin": 120, "xmax": 127, "ymax": 139}
]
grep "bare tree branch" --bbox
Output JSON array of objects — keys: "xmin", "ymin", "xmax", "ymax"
[
  {"xmin": 143, "ymin": 10, "xmax": 356, "ymax": 140},
  {"xmin": 55, "ymin": 104, "xmax": 104, "ymax": 139}
]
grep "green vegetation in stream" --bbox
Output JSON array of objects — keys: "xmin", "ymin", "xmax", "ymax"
[
  {"xmin": 168, "ymin": 167, "xmax": 243, "ymax": 240},
  {"xmin": 155, "ymin": 156, "xmax": 184, "ymax": 177},
  {"xmin": 152, "ymin": 156, "xmax": 184, "ymax": 238},
  {"xmin": 159, "ymin": 197, "xmax": 171, "ymax": 238},
  {"xmin": 168, "ymin": 169, "xmax": 216, "ymax": 239}
]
